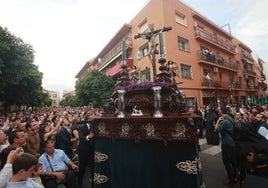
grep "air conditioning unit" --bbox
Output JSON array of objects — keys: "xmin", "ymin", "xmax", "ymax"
[{"xmin": 213, "ymin": 67, "xmax": 218, "ymax": 73}]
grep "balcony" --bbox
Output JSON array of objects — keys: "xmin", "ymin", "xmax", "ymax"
[
  {"xmin": 244, "ymin": 69, "xmax": 257, "ymax": 77},
  {"xmin": 198, "ymin": 51, "xmax": 238, "ymax": 72},
  {"xmin": 201, "ymin": 79, "xmax": 242, "ymax": 90},
  {"xmin": 241, "ymin": 52, "xmax": 254, "ymax": 64},
  {"xmin": 105, "ymin": 58, "xmax": 133, "ymax": 76},
  {"xmin": 261, "ymin": 73, "xmax": 266, "ymax": 81},
  {"xmin": 99, "ymin": 37, "xmax": 133, "ymax": 67},
  {"xmin": 105, "ymin": 62, "xmax": 121, "ymax": 76},
  {"xmin": 201, "ymin": 79, "xmax": 223, "ymax": 88},
  {"xmin": 247, "ymin": 85, "xmax": 258, "ymax": 91},
  {"xmin": 194, "ymin": 27, "xmax": 236, "ymax": 55}
]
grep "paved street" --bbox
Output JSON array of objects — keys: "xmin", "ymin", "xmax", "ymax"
[{"xmin": 199, "ymin": 138, "xmax": 231, "ymax": 188}]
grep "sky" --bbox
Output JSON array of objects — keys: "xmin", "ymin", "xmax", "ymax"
[{"xmin": 0, "ymin": 0, "xmax": 267, "ymax": 94}]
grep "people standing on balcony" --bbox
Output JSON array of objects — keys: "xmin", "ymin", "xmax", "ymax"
[{"xmin": 204, "ymin": 73, "xmax": 212, "ymax": 87}]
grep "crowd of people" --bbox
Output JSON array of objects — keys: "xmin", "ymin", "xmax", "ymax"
[
  {"xmin": 193, "ymin": 103, "xmax": 268, "ymax": 187},
  {"xmin": 0, "ymin": 107, "xmax": 99, "ymax": 188},
  {"xmin": 0, "ymin": 103, "xmax": 268, "ymax": 188}
]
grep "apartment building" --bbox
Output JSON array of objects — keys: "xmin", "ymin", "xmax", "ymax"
[
  {"xmin": 76, "ymin": 0, "xmax": 267, "ymax": 107},
  {"xmin": 44, "ymin": 90, "xmax": 60, "ymax": 107}
]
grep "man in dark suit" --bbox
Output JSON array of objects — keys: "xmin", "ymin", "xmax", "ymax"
[
  {"xmin": 77, "ymin": 118, "xmax": 94, "ymax": 187},
  {"xmin": 55, "ymin": 117, "xmax": 73, "ymax": 159}
]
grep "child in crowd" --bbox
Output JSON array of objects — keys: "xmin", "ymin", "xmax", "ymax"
[
  {"xmin": 31, "ymin": 163, "xmax": 44, "ymax": 188},
  {"xmin": 7, "ymin": 153, "xmax": 43, "ymax": 188}
]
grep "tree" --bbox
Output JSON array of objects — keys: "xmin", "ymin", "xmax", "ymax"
[
  {"xmin": 0, "ymin": 27, "xmax": 50, "ymax": 109},
  {"xmin": 75, "ymin": 70, "xmax": 115, "ymax": 107},
  {"xmin": 60, "ymin": 95, "xmax": 78, "ymax": 107}
]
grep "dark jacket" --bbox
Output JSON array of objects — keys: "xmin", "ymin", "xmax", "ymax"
[{"xmin": 55, "ymin": 126, "xmax": 73, "ymax": 159}]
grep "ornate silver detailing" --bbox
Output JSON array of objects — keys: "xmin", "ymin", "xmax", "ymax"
[
  {"xmin": 152, "ymin": 86, "xmax": 163, "ymax": 117},
  {"xmin": 121, "ymin": 123, "xmax": 130, "ymax": 136},
  {"xmin": 94, "ymin": 173, "xmax": 108, "ymax": 184},
  {"xmin": 117, "ymin": 89, "xmax": 126, "ymax": 118},
  {"xmin": 172, "ymin": 123, "xmax": 186, "ymax": 138},
  {"xmin": 95, "ymin": 152, "xmax": 108, "ymax": 163},
  {"xmin": 144, "ymin": 123, "xmax": 155, "ymax": 136},
  {"xmin": 97, "ymin": 122, "xmax": 109, "ymax": 135},
  {"xmin": 175, "ymin": 158, "xmax": 201, "ymax": 175}
]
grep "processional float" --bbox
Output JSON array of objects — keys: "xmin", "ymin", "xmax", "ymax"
[{"xmin": 91, "ymin": 25, "xmax": 205, "ymax": 188}]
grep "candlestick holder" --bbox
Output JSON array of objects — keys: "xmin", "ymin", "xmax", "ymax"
[
  {"xmin": 152, "ymin": 86, "xmax": 163, "ymax": 117},
  {"xmin": 117, "ymin": 89, "xmax": 126, "ymax": 118}
]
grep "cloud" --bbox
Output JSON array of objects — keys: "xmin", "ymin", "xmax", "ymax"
[
  {"xmin": 1, "ymin": 0, "xmax": 267, "ymax": 95},
  {"xmin": 0, "ymin": 0, "xmax": 149, "ymax": 93},
  {"xmin": 184, "ymin": 0, "xmax": 268, "ymax": 61},
  {"xmin": 233, "ymin": 2, "xmax": 268, "ymax": 57}
]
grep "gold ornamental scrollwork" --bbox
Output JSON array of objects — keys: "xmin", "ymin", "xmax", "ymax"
[
  {"xmin": 94, "ymin": 152, "xmax": 109, "ymax": 163},
  {"xmin": 94, "ymin": 173, "xmax": 108, "ymax": 184}
]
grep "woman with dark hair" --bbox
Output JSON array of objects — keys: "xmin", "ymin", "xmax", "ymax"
[{"xmin": 39, "ymin": 117, "xmax": 62, "ymax": 154}]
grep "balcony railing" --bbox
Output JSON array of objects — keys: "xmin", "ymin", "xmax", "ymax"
[
  {"xmin": 241, "ymin": 52, "xmax": 254, "ymax": 64},
  {"xmin": 198, "ymin": 50, "xmax": 238, "ymax": 71},
  {"xmin": 201, "ymin": 79, "xmax": 222, "ymax": 87},
  {"xmin": 195, "ymin": 27, "xmax": 236, "ymax": 54},
  {"xmin": 244, "ymin": 69, "xmax": 257, "ymax": 77},
  {"xmin": 201, "ymin": 79, "xmax": 242, "ymax": 89},
  {"xmin": 99, "ymin": 37, "xmax": 133, "ymax": 66}
]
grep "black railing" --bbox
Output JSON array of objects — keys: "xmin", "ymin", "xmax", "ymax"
[
  {"xmin": 195, "ymin": 27, "xmax": 236, "ymax": 54},
  {"xmin": 198, "ymin": 50, "xmax": 238, "ymax": 70}
]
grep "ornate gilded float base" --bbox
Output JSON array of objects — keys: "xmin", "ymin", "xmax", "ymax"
[{"xmin": 92, "ymin": 114, "xmax": 200, "ymax": 145}]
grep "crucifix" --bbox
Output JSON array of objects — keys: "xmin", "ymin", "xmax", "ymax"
[{"xmin": 134, "ymin": 24, "xmax": 172, "ymax": 80}]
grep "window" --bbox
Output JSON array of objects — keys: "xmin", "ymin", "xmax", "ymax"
[
  {"xmin": 138, "ymin": 44, "xmax": 149, "ymax": 58},
  {"xmin": 185, "ymin": 97, "xmax": 196, "ymax": 107},
  {"xmin": 178, "ymin": 37, "xmax": 190, "ymax": 51},
  {"xmin": 181, "ymin": 64, "xmax": 192, "ymax": 79},
  {"xmin": 140, "ymin": 67, "xmax": 150, "ymax": 81},
  {"xmin": 175, "ymin": 12, "xmax": 187, "ymax": 26},
  {"xmin": 195, "ymin": 25, "xmax": 205, "ymax": 37},
  {"xmin": 138, "ymin": 19, "xmax": 148, "ymax": 33}
]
